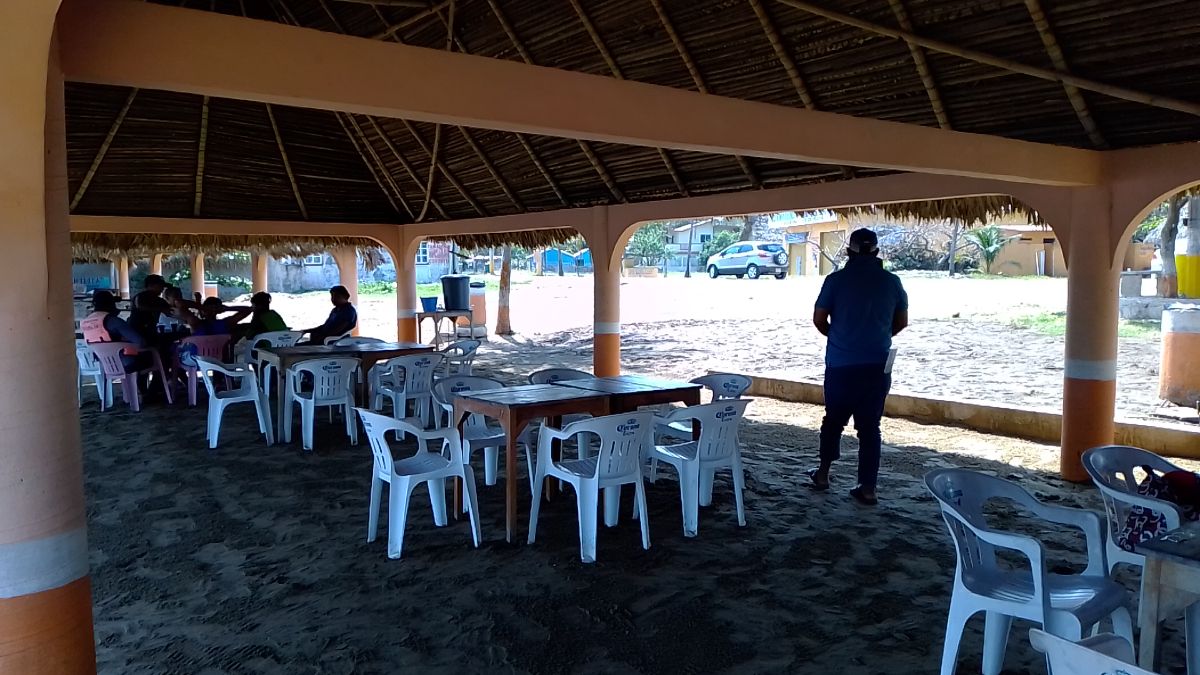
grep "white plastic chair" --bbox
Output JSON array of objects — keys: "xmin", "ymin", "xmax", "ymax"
[
  {"xmin": 247, "ymin": 330, "xmax": 304, "ymax": 399},
  {"xmin": 438, "ymin": 339, "xmax": 480, "ymax": 377},
  {"xmin": 75, "ymin": 340, "xmax": 106, "ymax": 408},
  {"xmin": 321, "ymin": 331, "xmax": 353, "ymax": 345},
  {"xmin": 176, "ymin": 335, "xmax": 231, "ymax": 406},
  {"xmin": 926, "ymin": 468, "xmax": 1134, "ymax": 675},
  {"xmin": 529, "ymin": 368, "xmax": 593, "ymax": 385},
  {"xmin": 653, "ymin": 373, "xmax": 753, "ymax": 498},
  {"xmin": 331, "ymin": 336, "xmax": 385, "ymax": 346},
  {"xmin": 282, "ymin": 358, "xmax": 359, "ymax": 451},
  {"xmin": 194, "ymin": 356, "xmax": 273, "ymax": 449},
  {"xmin": 528, "ymin": 412, "xmax": 654, "ymax": 563},
  {"xmin": 356, "ymin": 408, "xmax": 481, "ymax": 559},
  {"xmin": 1082, "ymin": 445, "xmax": 1185, "ymax": 575},
  {"xmin": 644, "ymin": 400, "xmax": 750, "ymax": 537},
  {"xmin": 89, "ymin": 342, "xmax": 174, "ymax": 411},
  {"xmin": 1029, "ymin": 628, "xmax": 1156, "ymax": 675},
  {"xmin": 432, "ymin": 376, "xmax": 505, "ymax": 487},
  {"xmin": 375, "ymin": 353, "xmax": 443, "ymax": 424}
]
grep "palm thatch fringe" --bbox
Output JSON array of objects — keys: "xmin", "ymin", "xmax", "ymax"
[
  {"xmin": 71, "ymin": 232, "xmax": 385, "ymax": 268},
  {"xmin": 437, "ymin": 228, "xmax": 577, "ymax": 250},
  {"xmin": 833, "ymin": 196, "xmax": 1043, "ymax": 226}
]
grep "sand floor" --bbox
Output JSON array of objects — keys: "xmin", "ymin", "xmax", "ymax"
[{"xmin": 85, "ymin": 347, "xmax": 1193, "ymax": 674}]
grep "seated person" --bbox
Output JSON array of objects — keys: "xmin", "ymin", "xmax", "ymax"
[
  {"xmin": 80, "ymin": 290, "xmax": 152, "ymax": 373},
  {"xmin": 240, "ymin": 292, "xmax": 289, "ymax": 341},
  {"xmin": 301, "ymin": 285, "xmax": 357, "ymax": 345},
  {"xmin": 181, "ymin": 297, "xmax": 254, "ymax": 336},
  {"xmin": 156, "ymin": 286, "xmax": 191, "ymax": 335},
  {"xmin": 129, "ymin": 275, "xmax": 172, "ymax": 340}
]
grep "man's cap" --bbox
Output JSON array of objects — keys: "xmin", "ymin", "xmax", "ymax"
[
  {"xmin": 144, "ymin": 274, "xmax": 166, "ymax": 287},
  {"xmin": 847, "ymin": 228, "xmax": 879, "ymax": 254},
  {"xmin": 251, "ymin": 291, "xmax": 271, "ymax": 305}
]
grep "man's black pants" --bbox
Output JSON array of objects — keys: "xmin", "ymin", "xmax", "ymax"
[{"xmin": 819, "ymin": 363, "xmax": 891, "ymax": 491}]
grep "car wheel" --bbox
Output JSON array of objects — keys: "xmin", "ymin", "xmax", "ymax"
[
  {"xmin": 774, "ymin": 272, "xmax": 787, "ymax": 279},
  {"xmin": 707, "ymin": 265, "xmax": 719, "ymax": 279},
  {"xmin": 735, "ymin": 274, "xmax": 745, "ymax": 279},
  {"xmin": 746, "ymin": 264, "xmax": 760, "ymax": 279}
]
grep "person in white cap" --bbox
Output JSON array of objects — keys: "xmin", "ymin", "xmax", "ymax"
[{"xmin": 808, "ymin": 228, "xmax": 908, "ymax": 505}]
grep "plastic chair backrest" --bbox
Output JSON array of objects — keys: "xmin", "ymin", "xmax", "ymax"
[
  {"xmin": 180, "ymin": 335, "xmax": 231, "ymax": 363},
  {"xmin": 254, "ymin": 331, "xmax": 304, "ymax": 348},
  {"xmin": 433, "ymin": 376, "xmax": 503, "ymax": 430},
  {"xmin": 926, "ymin": 468, "xmax": 1049, "ymax": 581},
  {"xmin": 690, "ymin": 373, "xmax": 752, "ymax": 400},
  {"xmin": 1028, "ymin": 629, "xmax": 1152, "ymax": 675},
  {"xmin": 322, "ymin": 332, "xmax": 352, "ymax": 345},
  {"xmin": 75, "ymin": 341, "xmax": 101, "ymax": 375},
  {"xmin": 332, "ymin": 336, "xmax": 385, "ymax": 346},
  {"xmin": 682, "ymin": 400, "xmax": 750, "ymax": 462},
  {"xmin": 529, "ymin": 368, "xmax": 593, "ymax": 385},
  {"xmin": 89, "ymin": 342, "xmax": 135, "ymax": 379},
  {"xmin": 194, "ymin": 356, "xmax": 255, "ymax": 398},
  {"xmin": 1082, "ymin": 445, "xmax": 1184, "ymax": 540},
  {"xmin": 388, "ymin": 353, "xmax": 442, "ymax": 395},
  {"xmin": 357, "ymin": 408, "xmax": 463, "ymax": 473},
  {"xmin": 562, "ymin": 412, "xmax": 653, "ymax": 480},
  {"xmin": 291, "ymin": 358, "xmax": 358, "ymax": 402}
]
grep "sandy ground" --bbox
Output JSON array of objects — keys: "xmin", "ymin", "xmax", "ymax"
[
  {"xmin": 261, "ymin": 272, "xmax": 1168, "ymax": 421},
  {"xmin": 85, "ymin": 354, "xmax": 1193, "ymax": 673}
]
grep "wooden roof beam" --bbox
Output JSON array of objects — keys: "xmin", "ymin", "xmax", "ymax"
[
  {"xmin": 401, "ymin": 120, "xmax": 487, "ymax": 216},
  {"xmin": 648, "ymin": 0, "xmax": 761, "ymax": 189},
  {"xmin": 264, "ymin": 103, "xmax": 309, "ymax": 220},
  {"xmin": 193, "ymin": 96, "xmax": 209, "ymax": 216},
  {"xmin": 363, "ymin": 116, "xmax": 449, "ymax": 220},
  {"xmin": 1023, "ymin": 0, "xmax": 1107, "ymax": 148},
  {"xmin": 339, "ymin": 113, "xmax": 413, "ymax": 218},
  {"xmin": 457, "ymin": 127, "xmax": 525, "ymax": 212},
  {"xmin": 59, "ymin": 0, "xmax": 1105, "ymax": 186},
  {"xmin": 565, "ymin": 0, "xmax": 682, "ymax": 198},
  {"xmin": 885, "ymin": 0, "xmax": 952, "ymax": 130}
]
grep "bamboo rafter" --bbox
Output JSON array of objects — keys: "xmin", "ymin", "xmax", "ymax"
[
  {"xmin": 401, "ymin": 119, "xmax": 486, "ymax": 216},
  {"xmin": 264, "ymin": 103, "xmax": 308, "ymax": 220},
  {"xmin": 364, "ymin": 116, "xmax": 450, "ymax": 220},
  {"xmin": 1023, "ymin": 0, "xmax": 1107, "ymax": 148},
  {"xmin": 562, "ymin": 0, "xmax": 679, "ymax": 198},
  {"xmin": 193, "ymin": 96, "xmax": 209, "ymax": 217},
  {"xmin": 340, "ymin": 113, "xmax": 413, "ymax": 218},
  {"xmin": 647, "ymin": 0, "xmax": 761, "ymax": 189},
  {"xmin": 457, "ymin": 127, "xmax": 525, "ymax": 212},
  {"xmin": 71, "ymin": 88, "xmax": 138, "ymax": 211},
  {"xmin": 772, "ymin": 0, "xmax": 1200, "ymax": 118},
  {"xmin": 885, "ymin": 0, "xmax": 952, "ymax": 130},
  {"xmin": 370, "ymin": 0, "xmax": 451, "ymax": 40}
]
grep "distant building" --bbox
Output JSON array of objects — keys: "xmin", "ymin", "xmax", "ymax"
[
  {"xmin": 265, "ymin": 241, "xmax": 456, "ymax": 293},
  {"xmin": 530, "ymin": 248, "xmax": 592, "ymax": 273},
  {"xmin": 991, "ymin": 224, "xmax": 1067, "ymax": 277},
  {"xmin": 782, "ymin": 211, "xmax": 847, "ymax": 276},
  {"xmin": 667, "ymin": 218, "xmax": 740, "ymax": 272}
]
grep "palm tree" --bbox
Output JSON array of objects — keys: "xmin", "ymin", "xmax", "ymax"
[
  {"xmin": 496, "ymin": 245, "xmax": 514, "ymax": 335},
  {"xmin": 963, "ymin": 225, "xmax": 1016, "ymax": 275}
]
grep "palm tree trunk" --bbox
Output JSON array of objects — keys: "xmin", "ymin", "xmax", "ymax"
[
  {"xmin": 557, "ymin": 248, "xmax": 564, "ymax": 276},
  {"xmin": 684, "ymin": 223, "xmax": 695, "ymax": 278},
  {"xmin": 496, "ymin": 245, "xmax": 513, "ymax": 335},
  {"xmin": 947, "ymin": 221, "xmax": 961, "ymax": 277}
]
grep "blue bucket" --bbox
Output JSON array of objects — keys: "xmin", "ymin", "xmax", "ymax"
[{"xmin": 420, "ymin": 296, "xmax": 438, "ymax": 313}]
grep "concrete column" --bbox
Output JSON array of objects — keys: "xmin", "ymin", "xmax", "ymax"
[
  {"xmin": 251, "ymin": 253, "xmax": 268, "ymax": 293},
  {"xmin": 332, "ymin": 247, "xmax": 359, "ymax": 335},
  {"xmin": 1060, "ymin": 189, "xmax": 1120, "ymax": 481},
  {"xmin": 0, "ymin": 14, "xmax": 97, "ymax": 673},
  {"xmin": 396, "ymin": 241, "xmax": 417, "ymax": 342},
  {"xmin": 116, "ymin": 256, "xmax": 130, "ymax": 299},
  {"xmin": 592, "ymin": 208, "xmax": 622, "ymax": 376},
  {"xmin": 149, "ymin": 253, "xmax": 163, "ymax": 276},
  {"xmin": 189, "ymin": 253, "xmax": 205, "ymax": 298}
]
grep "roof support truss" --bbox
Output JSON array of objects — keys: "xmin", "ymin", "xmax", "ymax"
[
  {"xmin": 59, "ymin": 0, "xmax": 1106, "ymax": 186},
  {"xmin": 884, "ymin": 0, "xmax": 952, "ymax": 130},
  {"xmin": 193, "ymin": 96, "xmax": 209, "ymax": 216},
  {"xmin": 1022, "ymin": 0, "xmax": 1107, "ymax": 148},
  {"xmin": 71, "ymin": 88, "xmax": 138, "ymax": 210}
]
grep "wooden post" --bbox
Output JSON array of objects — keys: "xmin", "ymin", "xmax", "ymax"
[
  {"xmin": 150, "ymin": 252, "xmax": 163, "ymax": 276},
  {"xmin": 251, "ymin": 253, "xmax": 269, "ymax": 293},
  {"xmin": 116, "ymin": 255, "xmax": 130, "ymax": 299},
  {"xmin": 496, "ymin": 244, "xmax": 513, "ymax": 335},
  {"xmin": 190, "ymin": 252, "xmax": 205, "ymax": 299},
  {"xmin": 332, "ymin": 247, "xmax": 360, "ymax": 335}
]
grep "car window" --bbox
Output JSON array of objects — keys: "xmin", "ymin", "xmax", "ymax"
[
  {"xmin": 737, "ymin": 245, "xmax": 752, "ymax": 253},
  {"xmin": 721, "ymin": 246, "xmax": 738, "ymax": 256},
  {"xmin": 758, "ymin": 244, "xmax": 784, "ymax": 253}
]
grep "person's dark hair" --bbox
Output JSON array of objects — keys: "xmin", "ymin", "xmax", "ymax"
[
  {"xmin": 847, "ymin": 228, "xmax": 880, "ymax": 257},
  {"xmin": 92, "ymin": 290, "xmax": 119, "ymax": 313},
  {"xmin": 144, "ymin": 274, "xmax": 167, "ymax": 289},
  {"xmin": 251, "ymin": 291, "xmax": 271, "ymax": 308},
  {"xmin": 330, "ymin": 285, "xmax": 350, "ymax": 300},
  {"xmin": 163, "ymin": 285, "xmax": 182, "ymax": 300},
  {"xmin": 201, "ymin": 297, "xmax": 223, "ymax": 310}
]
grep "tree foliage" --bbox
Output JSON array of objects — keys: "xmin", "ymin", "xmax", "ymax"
[
  {"xmin": 626, "ymin": 222, "xmax": 669, "ymax": 266},
  {"xmin": 962, "ymin": 225, "xmax": 1016, "ymax": 274},
  {"xmin": 700, "ymin": 230, "xmax": 740, "ymax": 263}
]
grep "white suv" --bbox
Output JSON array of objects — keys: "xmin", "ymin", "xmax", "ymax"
[{"xmin": 706, "ymin": 241, "xmax": 789, "ymax": 279}]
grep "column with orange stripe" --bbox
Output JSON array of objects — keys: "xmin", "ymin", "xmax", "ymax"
[
  {"xmin": 1, "ymin": 9, "xmax": 97, "ymax": 673},
  {"xmin": 394, "ymin": 236, "xmax": 419, "ymax": 342},
  {"xmin": 1060, "ymin": 190, "xmax": 1120, "ymax": 482},
  {"xmin": 592, "ymin": 208, "xmax": 623, "ymax": 377}
]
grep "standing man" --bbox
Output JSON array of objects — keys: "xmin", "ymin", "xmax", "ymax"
[{"xmin": 808, "ymin": 229, "xmax": 908, "ymax": 505}]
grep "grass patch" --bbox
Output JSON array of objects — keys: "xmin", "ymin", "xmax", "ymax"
[{"xmin": 1010, "ymin": 311, "xmax": 1160, "ymax": 339}]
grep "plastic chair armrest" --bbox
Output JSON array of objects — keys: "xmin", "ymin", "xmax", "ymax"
[
  {"xmin": 1102, "ymin": 488, "xmax": 1185, "ymax": 530},
  {"xmin": 1031, "ymin": 504, "xmax": 1107, "ymax": 574},
  {"xmin": 653, "ymin": 407, "xmax": 693, "ymax": 425}
]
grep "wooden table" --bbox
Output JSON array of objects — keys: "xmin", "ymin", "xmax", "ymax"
[
  {"xmin": 416, "ymin": 309, "xmax": 476, "ymax": 348},
  {"xmin": 453, "ymin": 384, "xmax": 611, "ymax": 543},
  {"xmin": 259, "ymin": 342, "xmax": 433, "ymax": 441},
  {"xmin": 550, "ymin": 375, "xmax": 702, "ymax": 412},
  {"xmin": 1138, "ymin": 522, "xmax": 1200, "ymax": 673}
]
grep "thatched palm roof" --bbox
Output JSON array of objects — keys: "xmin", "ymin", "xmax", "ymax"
[
  {"xmin": 70, "ymin": 232, "xmax": 386, "ymax": 266},
  {"xmin": 66, "ymin": 0, "xmax": 1200, "ymax": 231},
  {"xmin": 834, "ymin": 195, "xmax": 1043, "ymax": 226}
]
